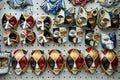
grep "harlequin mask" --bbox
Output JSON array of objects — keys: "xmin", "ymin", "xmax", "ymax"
[
  {"xmin": 29, "ymin": 50, "xmax": 47, "ymax": 75},
  {"xmin": 83, "ymin": 47, "xmax": 100, "ymax": 73},
  {"xmin": 69, "ymin": 0, "xmax": 94, "ymax": 6},
  {"xmin": 12, "ymin": 49, "xmax": 28, "ymax": 75},
  {"xmin": 76, "ymin": 7, "xmax": 98, "ymax": 30},
  {"xmin": 97, "ymin": 0, "xmax": 120, "ymax": 7},
  {"xmin": 98, "ymin": 8, "xmax": 119, "ymax": 29},
  {"xmin": 20, "ymin": 29, "xmax": 36, "ymax": 45},
  {"xmin": 100, "ymin": 50, "xmax": 118, "ymax": 75},
  {"xmin": 66, "ymin": 49, "xmax": 84, "ymax": 74},
  {"xmin": 47, "ymin": 49, "xmax": 64, "ymax": 75},
  {"xmin": 101, "ymin": 32, "xmax": 116, "ymax": 49},
  {"xmin": 2, "ymin": 14, "xmax": 18, "ymax": 30},
  {"xmin": 37, "ymin": 30, "xmax": 53, "ymax": 46},
  {"xmin": 36, "ymin": 16, "xmax": 52, "ymax": 30},
  {"xmin": 53, "ymin": 28, "xmax": 67, "ymax": 44},
  {"xmin": 4, "ymin": 30, "xmax": 20, "ymax": 46},
  {"xmin": 69, "ymin": 27, "xmax": 83, "ymax": 44},
  {"xmin": 0, "ymin": 51, "xmax": 10, "ymax": 74},
  {"xmin": 85, "ymin": 30, "xmax": 101, "ymax": 47},
  {"xmin": 19, "ymin": 13, "xmax": 35, "ymax": 29}
]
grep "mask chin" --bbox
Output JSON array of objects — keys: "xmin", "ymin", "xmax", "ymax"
[
  {"xmin": 53, "ymin": 69, "xmax": 60, "ymax": 75},
  {"xmin": 34, "ymin": 69, "xmax": 41, "ymax": 75},
  {"xmin": 14, "ymin": 68, "xmax": 22, "ymax": 75}
]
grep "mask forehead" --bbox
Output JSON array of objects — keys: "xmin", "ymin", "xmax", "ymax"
[
  {"xmin": 14, "ymin": 50, "xmax": 25, "ymax": 61},
  {"xmin": 49, "ymin": 50, "xmax": 60, "ymax": 61}
]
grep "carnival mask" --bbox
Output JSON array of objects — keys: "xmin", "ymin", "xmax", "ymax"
[
  {"xmin": 66, "ymin": 49, "xmax": 84, "ymax": 74},
  {"xmin": 12, "ymin": 49, "xmax": 28, "ymax": 75},
  {"xmin": 20, "ymin": 29, "xmax": 36, "ymax": 45},
  {"xmin": 101, "ymin": 32, "xmax": 116, "ymax": 49},
  {"xmin": 83, "ymin": 47, "xmax": 100, "ymax": 73},
  {"xmin": 69, "ymin": 27, "xmax": 83, "ymax": 44},
  {"xmin": 53, "ymin": 28, "xmax": 67, "ymax": 44},
  {"xmin": 76, "ymin": 7, "xmax": 98, "ymax": 30},
  {"xmin": 100, "ymin": 50, "xmax": 118, "ymax": 75},
  {"xmin": 85, "ymin": 30, "xmax": 101, "ymax": 47},
  {"xmin": 19, "ymin": 13, "xmax": 35, "ymax": 29},
  {"xmin": 37, "ymin": 30, "xmax": 53, "ymax": 45},
  {"xmin": 29, "ymin": 50, "xmax": 47, "ymax": 75},
  {"xmin": 4, "ymin": 30, "xmax": 20, "ymax": 46},
  {"xmin": 36, "ymin": 16, "xmax": 52, "ymax": 30},
  {"xmin": 47, "ymin": 49, "xmax": 64, "ymax": 75},
  {"xmin": 98, "ymin": 8, "xmax": 119, "ymax": 29},
  {"xmin": 2, "ymin": 14, "xmax": 18, "ymax": 30},
  {"xmin": 0, "ymin": 51, "xmax": 10, "ymax": 74}
]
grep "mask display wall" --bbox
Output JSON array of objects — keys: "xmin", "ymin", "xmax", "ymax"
[
  {"xmin": 19, "ymin": 13, "xmax": 35, "ymax": 29},
  {"xmin": 47, "ymin": 49, "xmax": 64, "ymax": 75},
  {"xmin": 100, "ymin": 50, "xmax": 118, "ymax": 75},
  {"xmin": 66, "ymin": 49, "xmax": 84, "ymax": 74},
  {"xmin": 0, "ymin": 0, "xmax": 4, "ymax": 10},
  {"xmin": 0, "ymin": 51, "xmax": 10, "ymax": 74},
  {"xmin": 36, "ymin": 16, "xmax": 52, "ymax": 31},
  {"xmin": 4, "ymin": 30, "xmax": 20, "ymax": 46},
  {"xmin": 69, "ymin": 27, "xmax": 83, "ymax": 44},
  {"xmin": 101, "ymin": 32, "xmax": 116, "ymax": 50},
  {"xmin": 83, "ymin": 47, "xmax": 100, "ymax": 73},
  {"xmin": 2, "ymin": 14, "xmax": 18, "ymax": 30},
  {"xmin": 53, "ymin": 28, "xmax": 67, "ymax": 44},
  {"xmin": 29, "ymin": 50, "xmax": 47, "ymax": 75},
  {"xmin": 98, "ymin": 8, "xmax": 119, "ymax": 29},
  {"xmin": 12, "ymin": 49, "xmax": 28, "ymax": 75},
  {"xmin": 85, "ymin": 30, "xmax": 101, "ymax": 47},
  {"xmin": 76, "ymin": 7, "xmax": 98, "ymax": 30}
]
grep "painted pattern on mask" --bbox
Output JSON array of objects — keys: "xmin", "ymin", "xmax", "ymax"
[{"xmin": 47, "ymin": 49, "xmax": 64, "ymax": 75}]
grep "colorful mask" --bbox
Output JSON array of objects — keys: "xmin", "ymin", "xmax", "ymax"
[
  {"xmin": 69, "ymin": 0, "xmax": 94, "ymax": 6},
  {"xmin": 37, "ymin": 30, "xmax": 53, "ymax": 46},
  {"xmin": 83, "ymin": 47, "xmax": 100, "ymax": 73},
  {"xmin": 20, "ymin": 29, "xmax": 36, "ymax": 45},
  {"xmin": 4, "ymin": 30, "xmax": 20, "ymax": 46},
  {"xmin": 97, "ymin": 0, "xmax": 120, "ymax": 7},
  {"xmin": 0, "ymin": 51, "xmax": 10, "ymax": 74},
  {"xmin": 19, "ymin": 13, "xmax": 35, "ymax": 29},
  {"xmin": 47, "ymin": 49, "xmax": 64, "ymax": 75},
  {"xmin": 66, "ymin": 49, "xmax": 84, "ymax": 74},
  {"xmin": 2, "ymin": 14, "xmax": 18, "ymax": 30},
  {"xmin": 100, "ymin": 50, "xmax": 118, "ymax": 75},
  {"xmin": 101, "ymin": 32, "xmax": 116, "ymax": 49},
  {"xmin": 53, "ymin": 28, "xmax": 67, "ymax": 44},
  {"xmin": 29, "ymin": 50, "xmax": 47, "ymax": 75},
  {"xmin": 85, "ymin": 30, "xmax": 101, "ymax": 47},
  {"xmin": 12, "ymin": 49, "xmax": 28, "ymax": 75},
  {"xmin": 69, "ymin": 27, "xmax": 83, "ymax": 44},
  {"xmin": 98, "ymin": 8, "xmax": 119, "ymax": 29},
  {"xmin": 76, "ymin": 7, "xmax": 98, "ymax": 30},
  {"xmin": 36, "ymin": 16, "xmax": 52, "ymax": 30},
  {"xmin": 41, "ymin": 0, "xmax": 65, "ymax": 15}
]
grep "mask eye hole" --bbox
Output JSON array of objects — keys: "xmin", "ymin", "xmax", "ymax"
[
  {"xmin": 67, "ymin": 56, "xmax": 74, "ymax": 69},
  {"xmin": 9, "ymin": 32, "xmax": 17, "ymax": 40},
  {"xmin": 48, "ymin": 57, "xmax": 55, "ymax": 70},
  {"xmin": 56, "ymin": 55, "xmax": 64, "ymax": 69},
  {"xmin": 104, "ymin": 38, "xmax": 109, "ymax": 41},
  {"xmin": 12, "ymin": 57, "xmax": 17, "ymax": 69},
  {"xmin": 103, "ymin": 18, "xmax": 109, "ymax": 22},
  {"xmin": 58, "ymin": 15, "xmax": 64, "ymax": 18},
  {"xmin": 85, "ymin": 55, "xmax": 93, "ymax": 68},
  {"xmin": 29, "ymin": 57, "xmax": 36, "ymax": 70},
  {"xmin": 101, "ymin": 57, "xmax": 110, "ymax": 70}
]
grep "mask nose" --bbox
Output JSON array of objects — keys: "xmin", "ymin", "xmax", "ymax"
[
  {"xmin": 5, "ymin": 21, "xmax": 10, "ymax": 29},
  {"xmin": 36, "ymin": 64, "xmax": 39, "ymax": 69},
  {"xmin": 109, "ymin": 64, "xmax": 112, "ymax": 70},
  {"xmin": 91, "ymin": 62, "xmax": 95, "ymax": 68},
  {"xmin": 7, "ymin": 37, "xmax": 11, "ymax": 45},
  {"xmin": 73, "ymin": 62, "xmax": 77, "ymax": 68},
  {"xmin": 23, "ymin": 21, "xmax": 27, "ymax": 29},
  {"xmin": 16, "ymin": 63, "xmax": 20, "ymax": 69},
  {"xmin": 41, "ymin": 21, "xmax": 44, "ymax": 30},
  {"xmin": 54, "ymin": 63, "xmax": 58, "ymax": 69}
]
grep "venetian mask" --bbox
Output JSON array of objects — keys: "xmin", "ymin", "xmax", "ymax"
[
  {"xmin": 37, "ymin": 30, "xmax": 53, "ymax": 46},
  {"xmin": 36, "ymin": 16, "xmax": 52, "ymax": 30},
  {"xmin": 47, "ymin": 49, "xmax": 64, "ymax": 75},
  {"xmin": 100, "ymin": 50, "xmax": 118, "ymax": 75},
  {"xmin": 12, "ymin": 49, "xmax": 28, "ymax": 75},
  {"xmin": 76, "ymin": 7, "xmax": 98, "ymax": 30},
  {"xmin": 0, "ymin": 51, "xmax": 10, "ymax": 74},
  {"xmin": 4, "ymin": 30, "xmax": 20, "ymax": 46},
  {"xmin": 98, "ymin": 8, "xmax": 119, "ymax": 29},
  {"xmin": 19, "ymin": 13, "xmax": 35, "ymax": 29},
  {"xmin": 2, "ymin": 14, "xmax": 18, "ymax": 30},
  {"xmin": 20, "ymin": 29, "xmax": 36, "ymax": 45},
  {"xmin": 53, "ymin": 28, "xmax": 67, "ymax": 44},
  {"xmin": 66, "ymin": 49, "xmax": 84, "ymax": 74},
  {"xmin": 83, "ymin": 47, "xmax": 100, "ymax": 73},
  {"xmin": 29, "ymin": 50, "xmax": 47, "ymax": 75},
  {"xmin": 97, "ymin": 0, "xmax": 120, "ymax": 7},
  {"xmin": 69, "ymin": 27, "xmax": 83, "ymax": 44},
  {"xmin": 85, "ymin": 30, "xmax": 101, "ymax": 47},
  {"xmin": 101, "ymin": 32, "xmax": 116, "ymax": 49}
]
